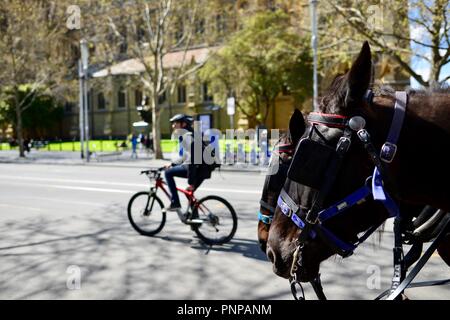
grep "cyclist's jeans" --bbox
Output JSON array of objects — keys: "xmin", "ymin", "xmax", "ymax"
[{"xmin": 165, "ymin": 164, "xmax": 188, "ymax": 205}]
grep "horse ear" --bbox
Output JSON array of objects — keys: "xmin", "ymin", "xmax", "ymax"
[
  {"xmin": 345, "ymin": 41, "xmax": 372, "ymax": 107},
  {"xmin": 289, "ymin": 108, "xmax": 305, "ymax": 145}
]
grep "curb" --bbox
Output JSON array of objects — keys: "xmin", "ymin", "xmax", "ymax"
[{"xmin": 0, "ymin": 158, "xmax": 268, "ymax": 173}]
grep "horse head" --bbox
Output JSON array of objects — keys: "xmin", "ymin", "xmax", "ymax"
[{"xmin": 265, "ymin": 41, "xmax": 450, "ymax": 282}]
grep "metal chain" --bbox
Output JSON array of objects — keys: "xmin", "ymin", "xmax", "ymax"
[{"xmin": 289, "ymin": 243, "xmax": 306, "ymax": 300}]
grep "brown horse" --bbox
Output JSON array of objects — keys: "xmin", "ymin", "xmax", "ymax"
[
  {"xmin": 266, "ymin": 42, "xmax": 450, "ymax": 285},
  {"xmin": 257, "ymin": 110, "xmax": 303, "ymax": 253}
]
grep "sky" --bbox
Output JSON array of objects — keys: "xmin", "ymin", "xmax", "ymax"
[{"xmin": 408, "ymin": 1, "xmax": 449, "ymax": 88}]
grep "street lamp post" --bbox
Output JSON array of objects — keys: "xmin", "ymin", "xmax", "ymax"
[
  {"xmin": 78, "ymin": 60, "xmax": 85, "ymax": 159},
  {"xmin": 80, "ymin": 39, "xmax": 90, "ymax": 162},
  {"xmin": 310, "ymin": 0, "xmax": 319, "ymax": 111}
]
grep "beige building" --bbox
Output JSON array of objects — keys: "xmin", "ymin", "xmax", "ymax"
[
  {"xmin": 60, "ymin": 0, "xmax": 409, "ymax": 140},
  {"xmin": 62, "ymin": 47, "xmax": 231, "ymax": 139}
]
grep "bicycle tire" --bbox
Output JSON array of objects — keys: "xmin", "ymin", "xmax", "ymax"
[
  {"xmin": 192, "ymin": 195, "xmax": 238, "ymax": 245},
  {"xmin": 128, "ymin": 192, "xmax": 166, "ymax": 236}
]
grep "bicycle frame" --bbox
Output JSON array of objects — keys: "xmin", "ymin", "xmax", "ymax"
[{"xmin": 151, "ymin": 177, "xmax": 198, "ymax": 208}]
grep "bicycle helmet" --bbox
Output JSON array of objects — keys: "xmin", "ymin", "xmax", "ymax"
[{"xmin": 169, "ymin": 113, "xmax": 193, "ymax": 125}]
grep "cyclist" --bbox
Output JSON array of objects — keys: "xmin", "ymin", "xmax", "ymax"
[{"xmin": 165, "ymin": 113, "xmax": 211, "ymax": 211}]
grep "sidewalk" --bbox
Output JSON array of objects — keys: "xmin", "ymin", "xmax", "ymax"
[{"xmin": 0, "ymin": 150, "xmax": 268, "ymax": 172}]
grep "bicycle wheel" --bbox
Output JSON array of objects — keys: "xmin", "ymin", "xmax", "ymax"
[
  {"xmin": 192, "ymin": 195, "xmax": 237, "ymax": 245},
  {"xmin": 128, "ymin": 192, "xmax": 166, "ymax": 236}
]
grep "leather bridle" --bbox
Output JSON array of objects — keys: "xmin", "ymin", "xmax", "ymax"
[{"xmin": 281, "ymin": 91, "xmax": 413, "ymax": 300}]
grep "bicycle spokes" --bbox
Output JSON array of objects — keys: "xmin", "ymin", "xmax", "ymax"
[{"xmin": 197, "ymin": 204, "xmax": 220, "ymax": 230}]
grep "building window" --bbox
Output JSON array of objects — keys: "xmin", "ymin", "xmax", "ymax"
[
  {"xmin": 64, "ymin": 102, "xmax": 74, "ymax": 113},
  {"xmin": 158, "ymin": 91, "xmax": 166, "ymax": 104},
  {"xmin": 216, "ymin": 14, "xmax": 226, "ymax": 34},
  {"xmin": 98, "ymin": 92, "xmax": 106, "ymax": 110},
  {"xmin": 137, "ymin": 25, "xmax": 146, "ymax": 42},
  {"xmin": 118, "ymin": 90, "xmax": 126, "ymax": 108},
  {"xmin": 203, "ymin": 83, "xmax": 213, "ymax": 102},
  {"xmin": 196, "ymin": 18, "xmax": 205, "ymax": 35},
  {"xmin": 175, "ymin": 21, "xmax": 184, "ymax": 43},
  {"xmin": 87, "ymin": 90, "xmax": 92, "ymax": 110},
  {"xmin": 135, "ymin": 89, "xmax": 143, "ymax": 107},
  {"xmin": 177, "ymin": 85, "xmax": 186, "ymax": 103}
]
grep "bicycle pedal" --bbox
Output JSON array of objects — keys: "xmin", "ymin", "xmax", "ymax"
[{"xmin": 185, "ymin": 218, "xmax": 203, "ymax": 225}]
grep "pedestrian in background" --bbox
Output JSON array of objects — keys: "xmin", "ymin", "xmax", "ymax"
[{"xmin": 130, "ymin": 134, "xmax": 138, "ymax": 159}]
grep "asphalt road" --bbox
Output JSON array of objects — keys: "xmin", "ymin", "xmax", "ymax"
[{"xmin": 0, "ymin": 163, "xmax": 448, "ymax": 300}]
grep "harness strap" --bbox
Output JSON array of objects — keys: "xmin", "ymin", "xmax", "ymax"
[
  {"xmin": 279, "ymin": 188, "xmax": 299, "ymax": 215},
  {"xmin": 386, "ymin": 218, "xmax": 449, "ymax": 300},
  {"xmin": 380, "ymin": 91, "xmax": 407, "ymax": 163},
  {"xmin": 307, "ymin": 113, "xmax": 349, "ymax": 128},
  {"xmin": 278, "ymin": 190, "xmax": 317, "ymax": 239},
  {"xmin": 315, "ymin": 227, "xmax": 356, "ymax": 256},
  {"xmin": 372, "ymin": 168, "xmax": 400, "ymax": 217},
  {"xmin": 279, "ymin": 185, "xmax": 372, "ymax": 256},
  {"xmin": 318, "ymin": 185, "xmax": 371, "ymax": 222},
  {"xmin": 274, "ymin": 143, "xmax": 294, "ymax": 155},
  {"xmin": 258, "ymin": 211, "xmax": 273, "ymax": 224},
  {"xmin": 259, "ymin": 199, "xmax": 276, "ymax": 214}
]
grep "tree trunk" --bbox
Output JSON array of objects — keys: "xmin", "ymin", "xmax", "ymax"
[
  {"xmin": 14, "ymin": 89, "xmax": 25, "ymax": 158},
  {"xmin": 247, "ymin": 114, "xmax": 257, "ymax": 129},
  {"xmin": 152, "ymin": 97, "xmax": 163, "ymax": 159}
]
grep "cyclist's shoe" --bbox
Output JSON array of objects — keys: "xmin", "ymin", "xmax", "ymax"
[{"xmin": 167, "ymin": 202, "xmax": 181, "ymax": 211}]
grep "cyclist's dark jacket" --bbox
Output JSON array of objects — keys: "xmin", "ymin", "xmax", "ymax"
[{"xmin": 171, "ymin": 126, "xmax": 214, "ymax": 189}]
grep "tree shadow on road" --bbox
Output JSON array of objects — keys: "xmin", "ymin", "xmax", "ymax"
[
  {"xmin": 190, "ymin": 238, "xmax": 268, "ymax": 261},
  {"xmin": 0, "ymin": 202, "xmax": 290, "ymax": 300}
]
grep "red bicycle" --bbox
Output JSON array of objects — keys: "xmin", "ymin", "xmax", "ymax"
[{"xmin": 127, "ymin": 167, "xmax": 238, "ymax": 245}]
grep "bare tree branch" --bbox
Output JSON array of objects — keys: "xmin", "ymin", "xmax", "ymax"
[
  {"xmin": 440, "ymin": 74, "xmax": 450, "ymax": 84},
  {"xmin": 328, "ymin": 0, "xmax": 429, "ymax": 87}
]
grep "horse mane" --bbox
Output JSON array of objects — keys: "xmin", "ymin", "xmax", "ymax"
[
  {"xmin": 319, "ymin": 73, "xmax": 450, "ymax": 113},
  {"xmin": 318, "ymin": 74, "xmax": 348, "ymax": 113},
  {"xmin": 374, "ymin": 85, "xmax": 450, "ymax": 98}
]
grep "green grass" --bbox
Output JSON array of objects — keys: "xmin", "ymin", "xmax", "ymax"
[{"xmin": 0, "ymin": 139, "xmax": 264, "ymax": 153}]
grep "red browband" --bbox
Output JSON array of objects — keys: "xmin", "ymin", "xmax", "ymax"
[{"xmin": 307, "ymin": 112, "xmax": 350, "ymax": 128}]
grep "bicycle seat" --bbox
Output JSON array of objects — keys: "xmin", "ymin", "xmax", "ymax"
[{"xmin": 141, "ymin": 167, "xmax": 164, "ymax": 175}]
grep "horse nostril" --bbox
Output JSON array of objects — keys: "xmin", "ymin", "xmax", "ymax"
[{"xmin": 266, "ymin": 246, "xmax": 275, "ymax": 263}]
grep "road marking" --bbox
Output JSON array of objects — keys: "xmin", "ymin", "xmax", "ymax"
[
  {"xmin": 0, "ymin": 175, "xmax": 144, "ymax": 188},
  {"xmin": 0, "ymin": 175, "xmax": 261, "ymax": 195},
  {"xmin": 0, "ymin": 203, "xmax": 44, "ymax": 212},
  {"xmin": 3, "ymin": 181, "xmax": 131, "ymax": 194}
]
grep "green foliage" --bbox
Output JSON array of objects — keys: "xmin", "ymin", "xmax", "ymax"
[
  {"xmin": 200, "ymin": 10, "xmax": 312, "ymax": 125},
  {"xmin": 0, "ymin": 87, "xmax": 63, "ymax": 138}
]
